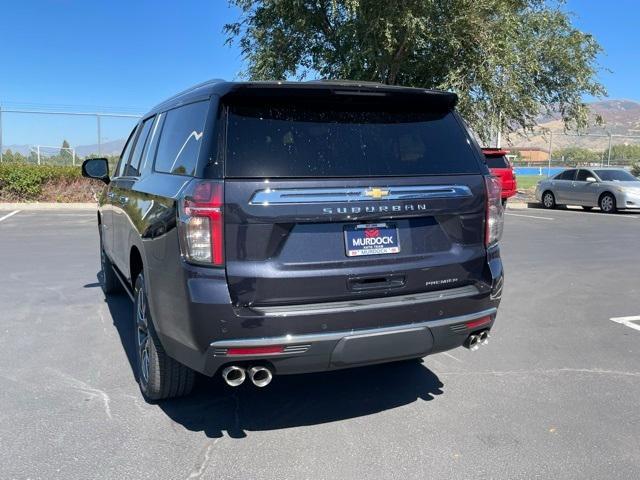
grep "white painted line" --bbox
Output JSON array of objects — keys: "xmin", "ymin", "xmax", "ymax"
[
  {"xmin": 0, "ymin": 210, "xmax": 20, "ymax": 223},
  {"xmin": 544, "ymin": 208, "xmax": 639, "ymax": 219},
  {"xmin": 610, "ymin": 315, "xmax": 640, "ymax": 332},
  {"xmin": 505, "ymin": 212, "xmax": 554, "ymax": 221}
]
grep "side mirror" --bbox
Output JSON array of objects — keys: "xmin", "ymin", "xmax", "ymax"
[
  {"xmin": 586, "ymin": 176, "xmax": 597, "ymax": 183},
  {"xmin": 82, "ymin": 158, "xmax": 110, "ymax": 184}
]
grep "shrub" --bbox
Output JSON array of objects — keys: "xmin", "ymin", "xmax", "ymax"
[
  {"xmin": 631, "ymin": 162, "xmax": 640, "ymax": 178},
  {"xmin": 0, "ymin": 164, "xmax": 88, "ymax": 201}
]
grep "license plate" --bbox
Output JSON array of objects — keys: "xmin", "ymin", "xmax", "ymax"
[{"xmin": 344, "ymin": 223, "xmax": 400, "ymax": 257}]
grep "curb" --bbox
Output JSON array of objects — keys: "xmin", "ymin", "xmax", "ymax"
[{"xmin": 0, "ymin": 202, "xmax": 97, "ymax": 211}]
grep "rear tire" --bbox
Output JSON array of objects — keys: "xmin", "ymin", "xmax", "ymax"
[
  {"xmin": 134, "ymin": 273, "xmax": 195, "ymax": 401},
  {"xmin": 542, "ymin": 191, "xmax": 556, "ymax": 209},
  {"xmin": 599, "ymin": 193, "xmax": 617, "ymax": 213},
  {"xmin": 100, "ymin": 230, "xmax": 122, "ymax": 295}
]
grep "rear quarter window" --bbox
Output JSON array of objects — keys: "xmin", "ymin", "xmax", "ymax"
[
  {"xmin": 225, "ymin": 104, "xmax": 480, "ymax": 178},
  {"xmin": 154, "ymin": 101, "xmax": 209, "ymax": 176}
]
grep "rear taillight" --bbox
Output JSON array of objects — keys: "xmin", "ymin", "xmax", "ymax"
[
  {"xmin": 484, "ymin": 175, "xmax": 504, "ymax": 247},
  {"xmin": 178, "ymin": 180, "xmax": 224, "ymax": 266}
]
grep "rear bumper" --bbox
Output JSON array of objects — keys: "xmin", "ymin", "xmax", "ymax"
[
  {"xmin": 148, "ymin": 245, "xmax": 504, "ymax": 377},
  {"xmin": 206, "ymin": 308, "xmax": 496, "ymax": 375}
]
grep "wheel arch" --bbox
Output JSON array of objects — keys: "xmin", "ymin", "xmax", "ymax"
[{"xmin": 129, "ymin": 246, "xmax": 144, "ymax": 289}]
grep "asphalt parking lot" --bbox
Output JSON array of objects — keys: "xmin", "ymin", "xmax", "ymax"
[{"xmin": 1, "ymin": 207, "xmax": 639, "ymax": 480}]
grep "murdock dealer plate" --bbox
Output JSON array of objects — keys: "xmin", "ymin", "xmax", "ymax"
[{"xmin": 344, "ymin": 223, "xmax": 400, "ymax": 257}]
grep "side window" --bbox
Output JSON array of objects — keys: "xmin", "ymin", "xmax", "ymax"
[
  {"xmin": 140, "ymin": 113, "xmax": 164, "ymax": 174},
  {"xmin": 125, "ymin": 116, "xmax": 155, "ymax": 177},
  {"xmin": 115, "ymin": 126, "xmax": 138, "ymax": 177},
  {"xmin": 557, "ymin": 169, "xmax": 576, "ymax": 181},
  {"xmin": 154, "ymin": 101, "xmax": 208, "ymax": 176},
  {"xmin": 576, "ymin": 170, "xmax": 592, "ymax": 182}
]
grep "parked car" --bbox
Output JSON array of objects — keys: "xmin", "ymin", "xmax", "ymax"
[
  {"xmin": 82, "ymin": 80, "xmax": 504, "ymax": 400},
  {"xmin": 535, "ymin": 167, "xmax": 640, "ymax": 213},
  {"xmin": 482, "ymin": 148, "xmax": 517, "ymax": 205}
]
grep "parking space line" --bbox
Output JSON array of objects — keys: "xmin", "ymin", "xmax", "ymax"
[
  {"xmin": 610, "ymin": 315, "xmax": 640, "ymax": 332},
  {"xmin": 0, "ymin": 210, "xmax": 20, "ymax": 223},
  {"xmin": 530, "ymin": 208, "xmax": 639, "ymax": 219},
  {"xmin": 505, "ymin": 212, "xmax": 554, "ymax": 221}
]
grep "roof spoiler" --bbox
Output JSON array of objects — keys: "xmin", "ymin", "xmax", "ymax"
[{"xmin": 221, "ymin": 82, "xmax": 458, "ymax": 111}]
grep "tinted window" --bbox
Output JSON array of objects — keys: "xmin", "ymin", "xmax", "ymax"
[
  {"xmin": 125, "ymin": 117, "xmax": 155, "ymax": 177},
  {"xmin": 576, "ymin": 170, "xmax": 593, "ymax": 182},
  {"xmin": 485, "ymin": 155, "xmax": 509, "ymax": 168},
  {"xmin": 140, "ymin": 113, "xmax": 164, "ymax": 173},
  {"xmin": 555, "ymin": 169, "xmax": 576, "ymax": 180},
  {"xmin": 155, "ymin": 101, "xmax": 208, "ymax": 176},
  {"xmin": 225, "ymin": 105, "xmax": 480, "ymax": 178},
  {"xmin": 115, "ymin": 127, "xmax": 138, "ymax": 177},
  {"xmin": 594, "ymin": 169, "xmax": 639, "ymax": 182}
]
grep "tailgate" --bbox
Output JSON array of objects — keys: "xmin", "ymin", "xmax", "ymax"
[{"xmin": 224, "ymin": 176, "xmax": 486, "ymax": 307}]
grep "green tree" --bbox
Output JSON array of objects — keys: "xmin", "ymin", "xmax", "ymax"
[
  {"xmin": 225, "ymin": 0, "xmax": 605, "ymax": 141},
  {"xmin": 59, "ymin": 139, "xmax": 73, "ymax": 165},
  {"xmin": 554, "ymin": 146, "xmax": 599, "ymax": 165},
  {"xmin": 609, "ymin": 144, "xmax": 640, "ymax": 163}
]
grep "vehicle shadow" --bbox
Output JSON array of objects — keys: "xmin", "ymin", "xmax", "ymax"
[{"xmin": 100, "ymin": 272, "xmax": 445, "ymax": 438}]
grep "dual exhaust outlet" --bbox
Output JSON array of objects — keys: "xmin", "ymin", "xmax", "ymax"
[
  {"xmin": 464, "ymin": 329, "xmax": 490, "ymax": 351},
  {"xmin": 221, "ymin": 365, "xmax": 273, "ymax": 388}
]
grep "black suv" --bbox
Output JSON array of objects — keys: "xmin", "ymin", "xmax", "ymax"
[{"xmin": 82, "ymin": 80, "xmax": 504, "ymax": 400}]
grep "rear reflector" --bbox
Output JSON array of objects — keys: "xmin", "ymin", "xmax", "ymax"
[
  {"xmin": 465, "ymin": 316, "xmax": 492, "ymax": 329},
  {"xmin": 226, "ymin": 346, "xmax": 285, "ymax": 356}
]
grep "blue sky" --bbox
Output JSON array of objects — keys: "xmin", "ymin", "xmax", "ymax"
[{"xmin": 0, "ymin": 0, "xmax": 638, "ymax": 148}]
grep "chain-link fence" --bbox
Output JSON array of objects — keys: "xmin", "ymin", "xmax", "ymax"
[
  {"xmin": 506, "ymin": 131, "xmax": 640, "ymax": 177},
  {"xmin": 0, "ymin": 107, "xmax": 141, "ymax": 166}
]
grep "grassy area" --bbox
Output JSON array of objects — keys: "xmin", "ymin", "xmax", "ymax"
[{"xmin": 516, "ymin": 175, "xmax": 544, "ymax": 190}]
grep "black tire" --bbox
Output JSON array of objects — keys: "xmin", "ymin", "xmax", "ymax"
[
  {"xmin": 599, "ymin": 193, "xmax": 617, "ymax": 213},
  {"xmin": 541, "ymin": 191, "xmax": 556, "ymax": 209},
  {"xmin": 582, "ymin": 206, "xmax": 593, "ymax": 211},
  {"xmin": 134, "ymin": 273, "xmax": 195, "ymax": 400},
  {"xmin": 100, "ymin": 230, "xmax": 122, "ymax": 295}
]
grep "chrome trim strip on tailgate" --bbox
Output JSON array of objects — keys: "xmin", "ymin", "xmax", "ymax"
[
  {"xmin": 249, "ymin": 185, "xmax": 472, "ymax": 205},
  {"xmin": 252, "ymin": 285, "xmax": 480, "ymax": 317},
  {"xmin": 211, "ymin": 308, "xmax": 497, "ymax": 349}
]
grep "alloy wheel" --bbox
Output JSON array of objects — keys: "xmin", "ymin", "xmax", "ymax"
[
  {"xmin": 601, "ymin": 195, "xmax": 614, "ymax": 212},
  {"xmin": 543, "ymin": 193, "xmax": 554, "ymax": 208},
  {"xmin": 136, "ymin": 286, "xmax": 151, "ymax": 384}
]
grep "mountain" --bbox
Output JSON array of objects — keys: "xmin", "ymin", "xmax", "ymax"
[
  {"xmin": 507, "ymin": 99, "xmax": 640, "ymax": 151},
  {"xmin": 2, "ymin": 138, "xmax": 125, "ymax": 158}
]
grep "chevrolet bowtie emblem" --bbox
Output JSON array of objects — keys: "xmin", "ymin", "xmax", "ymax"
[{"xmin": 364, "ymin": 188, "xmax": 390, "ymax": 199}]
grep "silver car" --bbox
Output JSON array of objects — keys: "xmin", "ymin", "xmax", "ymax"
[{"xmin": 535, "ymin": 168, "xmax": 640, "ymax": 213}]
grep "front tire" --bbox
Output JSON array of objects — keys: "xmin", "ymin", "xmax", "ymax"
[
  {"xmin": 542, "ymin": 191, "xmax": 556, "ymax": 209},
  {"xmin": 599, "ymin": 193, "xmax": 617, "ymax": 213},
  {"xmin": 134, "ymin": 274, "xmax": 195, "ymax": 401}
]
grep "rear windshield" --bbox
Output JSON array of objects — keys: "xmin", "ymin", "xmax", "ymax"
[
  {"xmin": 224, "ymin": 104, "xmax": 480, "ymax": 177},
  {"xmin": 485, "ymin": 156, "xmax": 509, "ymax": 168}
]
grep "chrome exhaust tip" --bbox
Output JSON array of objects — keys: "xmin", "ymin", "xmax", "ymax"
[
  {"xmin": 248, "ymin": 366, "xmax": 273, "ymax": 388},
  {"xmin": 222, "ymin": 366, "xmax": 246, "ymax": 387},
  {"xmin": 464, "ymin": 334, "xmax": 480, "ymax": 351},
  {"xmin": 478, "ymin": 330, "xmax": 490, "ymax": 345}
]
